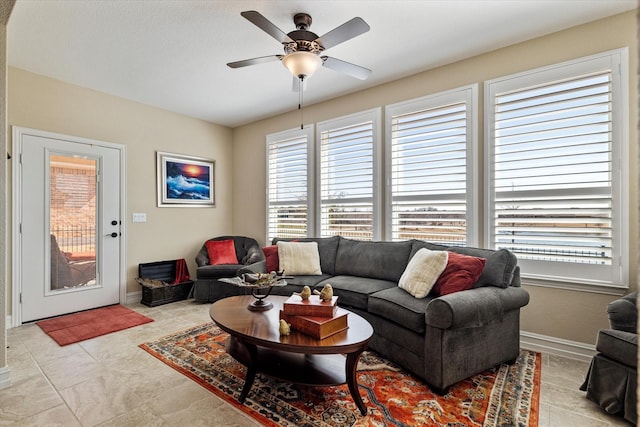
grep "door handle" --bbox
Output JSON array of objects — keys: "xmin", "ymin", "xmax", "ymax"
[{"xmin": 106, "ymin": 232, "xmax": 119, "ymax": 238}]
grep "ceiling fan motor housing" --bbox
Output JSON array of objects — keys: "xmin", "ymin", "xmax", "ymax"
[{"xmin": 285, "ymin": 14, "xmax": 323, "ymax": 55}]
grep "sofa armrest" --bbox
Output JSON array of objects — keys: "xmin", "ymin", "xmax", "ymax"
[
  {"xmin": 195, "ymin": 246, "xmax": 209, "ymax": 267},
  {"xmin": 238, "ymin": 260, "xmax": 267, "ymax": 275},
  {"xmin": 425, "ymin": 286, "xmax": 530, "ymax": 330}
]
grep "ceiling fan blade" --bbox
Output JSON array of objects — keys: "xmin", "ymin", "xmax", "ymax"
[
  {"xmin": 241, "ymin": 10, "xmax": 293, "ymax": 44},
  {"xmin": 315, "ymin": 17, "xmax": 370, "ymax": 51},
  {"xmin": 227, "ymin": 55, "xmax": 283, "ymax": 68},
  {"xmin": 292, "ymin": 77, "xmax": 308, "ymax": 92},
  {"xmin": 322, "ymin": 56, "xmax": 371, "ymax": 80}
]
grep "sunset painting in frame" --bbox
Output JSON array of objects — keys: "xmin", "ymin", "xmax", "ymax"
[{"xmin": 157, "ymin": 152, "xmax": 215, "ymax": 207}]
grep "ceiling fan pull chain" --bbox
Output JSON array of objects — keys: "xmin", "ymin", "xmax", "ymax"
[{"xmin": 299, "ymin": 76, "xmax": 304, "ymax": 129}]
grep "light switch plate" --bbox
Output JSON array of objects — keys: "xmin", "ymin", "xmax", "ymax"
[{"xmin": 132, "ymin": 213, "xmax": 147, "ymax": 223}]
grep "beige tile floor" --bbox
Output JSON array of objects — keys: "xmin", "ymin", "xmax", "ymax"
[{"xmin": 0, "ymin": 299, "xmax": 634, "ymax": 426}]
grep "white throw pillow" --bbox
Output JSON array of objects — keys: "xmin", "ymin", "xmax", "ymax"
[
  {"xmin": 399, "ymin": 248, "xmax": 449, "ymax": 298},
  {"xmin": 276, "ymin": 241, "xmax": 322, "ymax": 275}
]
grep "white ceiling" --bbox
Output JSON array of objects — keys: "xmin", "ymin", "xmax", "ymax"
[{"xmin": 7, "ymin": 0, "xmax": 637, "ymax": 128}]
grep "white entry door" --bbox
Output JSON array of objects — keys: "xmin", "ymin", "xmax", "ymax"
[{"xmin": 14, "ymin": 127, "xmax": 124, "ymax": 323}]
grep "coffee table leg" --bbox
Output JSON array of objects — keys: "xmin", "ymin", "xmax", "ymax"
[
  {"xmin": 346, "ymin": 350, "xmax": 367, "ymax": 416},
  {"xmin": 238, "ymin": 342, "xmax": 257, "ymax": 403}
]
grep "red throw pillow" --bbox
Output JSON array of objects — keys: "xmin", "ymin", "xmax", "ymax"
[
  {"xmin": 262, "ymin": 245, "xmax": 279, "ymax": 272},
  {"xmin": 432, "ymin": 251, "xmax": 486, "ymax": 296},
  {"xmin": 205, "ymin": 239, "xmax": 238, "ymax": 265}
]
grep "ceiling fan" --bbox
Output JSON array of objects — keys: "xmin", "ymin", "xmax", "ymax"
[{"xmin": 227, "ymin": 11, "xmax": 371, "ymax": 89}]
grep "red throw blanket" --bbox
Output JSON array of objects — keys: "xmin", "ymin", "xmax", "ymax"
[{"xmin": 172, "ymin": 258, "xmax": 191, "ymax": 284}]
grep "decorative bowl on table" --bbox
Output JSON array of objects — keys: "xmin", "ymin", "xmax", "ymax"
[{"xmin": 220, "ymin": 272, "xmax": 287, "ymax": 311}]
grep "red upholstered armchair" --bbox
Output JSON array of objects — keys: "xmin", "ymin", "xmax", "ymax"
[{"xmin": 193, "ymin": 236, "xmax": 266, "ymax": 302}]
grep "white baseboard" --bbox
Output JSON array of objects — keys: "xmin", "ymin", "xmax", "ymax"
[
  {"xmin": 0, "ymin": 366, "xmax": 10, "ymax": 389},
  {"xmin": 125, "ymin": 291, "xmax": 142, "ymax": 305},
  {"xmin": 520, "ymin": 330, "xmax": 596, "ymax": 363}
]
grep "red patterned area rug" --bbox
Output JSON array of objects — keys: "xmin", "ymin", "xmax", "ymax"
[
  {"xmin": 140, "ymin": 323, "xmax": 540, "ymax": 427},
  {"xmin": 37, "ymin": 304, "xmax": 153, "ymax": 346}
]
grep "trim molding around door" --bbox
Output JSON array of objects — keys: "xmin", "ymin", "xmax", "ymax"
[{"xmin": 11, "ymin": 126, "xmax": 127, "ymax": 327}]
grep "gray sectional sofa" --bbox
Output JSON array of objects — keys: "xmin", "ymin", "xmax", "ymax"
[{"xmin": 198, "ymin": 235, "xmax": 530, "ymax": 392}]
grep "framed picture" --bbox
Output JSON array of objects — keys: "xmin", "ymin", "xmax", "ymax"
[{"xmin": 156, "ymin": 151, "xmax": 215, "ymax": 207}]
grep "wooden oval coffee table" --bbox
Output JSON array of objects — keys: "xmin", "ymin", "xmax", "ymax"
[{"xmin": 209, "ymin": 295, "xmax": 374, "ymax": 416}]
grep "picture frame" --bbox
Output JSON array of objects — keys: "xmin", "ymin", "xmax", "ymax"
[{"xmin": 156, "ymin": 151, "xmax": 215, "ymax": 207}]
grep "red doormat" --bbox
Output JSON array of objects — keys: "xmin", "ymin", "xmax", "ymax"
[
  {"xmin": 37, "ymin": 304, "xmax": 153, "ymax": 346},
  {"xmin": 140, "ymin": 323, "xmax": 541, "ymax": 427}
]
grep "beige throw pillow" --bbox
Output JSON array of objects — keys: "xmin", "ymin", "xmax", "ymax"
[
  {"xmin": 399, "ymin": 248, "xmax": 449, "ymax": 298},
  {"xmin": 276, "ymin": 241, "xmax": 322, "ymax": 275}
]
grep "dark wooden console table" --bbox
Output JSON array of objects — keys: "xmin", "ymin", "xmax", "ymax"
[{"xmin": 209, "ymin": 295, "xmax": 374, "ymax": 415}]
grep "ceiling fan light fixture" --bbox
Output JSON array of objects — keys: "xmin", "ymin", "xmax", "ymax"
[{"xmin": 282, "ymin": 51, "xmax": 322, "ymax": 79}]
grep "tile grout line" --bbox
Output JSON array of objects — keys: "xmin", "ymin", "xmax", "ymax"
[{"xmin": 19, "ymin": 334, "xmax": 85, "ymax": 426}]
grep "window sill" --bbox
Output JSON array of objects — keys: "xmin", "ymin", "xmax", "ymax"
[{"xmin": 521, "ymin": 276, "xmax": 629, "ymax": 296}]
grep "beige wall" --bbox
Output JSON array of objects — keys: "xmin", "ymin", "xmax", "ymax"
[
  {"xmin": 4, "ymin": 10, "xmax": 636, "ymax": 346},
  {"xmin": 231, "ymin": 11, "xmax": 638, "ymax": 345},
  {"xmin": 7, "ymin": 68, "xmax": 234, "ymax": 311}
]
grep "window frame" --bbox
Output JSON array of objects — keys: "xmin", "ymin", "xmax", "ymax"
[
  {"xmin": 484, "ymin": 48, "xmax": 629, "ymax": 290},
  {"xmin": 385, "ymin": 84, "xmax": 479, "ymax": 246}
]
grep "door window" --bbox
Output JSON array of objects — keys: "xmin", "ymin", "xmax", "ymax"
[{"xmin": 49, "ymin": 154, "xmax": 97, "ymax": 291}]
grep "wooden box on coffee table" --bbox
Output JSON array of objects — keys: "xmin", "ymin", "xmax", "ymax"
[{"xmin": 281, "ymin": 295, "xmax": 347, "ymax": 339}]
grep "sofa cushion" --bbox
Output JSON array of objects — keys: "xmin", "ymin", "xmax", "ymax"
[
  {"xmin": 196, "ymin": 264, "xmax": 243, "ymax": 280},
  {"xmin": 205, "ymin": 239, "xmax": 238, "ymax": 265},
  {"xmin": 281, "ymin": 274, "xmax": 332, "ymax": 289},
  {"xmin": 273, "ymin": 236, "xmax": 340, "ymax": 275},
  {"xmin": 369, "ymin": 287, "xmax": 434, "ymax": 334},
  {"xmin": 432, "ymin": 251, "xmax": 486, "ymax": 296},
  {"xmin": 334, "ymin": 238, "xmax": 413, "ymax": 282},
  {"xmin": 448, "ymin": 247, "xmax": 517, "ymax": 289},
  {"xmin": 318, "ymin": 275, "xmax": 396, "ymax": 310},
  {"xmin": 398, "ymin": 248, "xmax": 448, "ymax": 298},
  {"xmin": 597, "ymin": 329, "xmax": 638, "ymax": 368},
  {"xmin": 277, "ymin": 241, "xmax": 322, "ymax": 275},
  {"xmin": 269, "ymin": 282, "xmax": 305, "ymax": 297}
]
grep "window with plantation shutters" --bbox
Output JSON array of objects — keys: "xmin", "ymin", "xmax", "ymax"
[
  {"xmin": 266, "ymin": 127, "xmax": 313, "ymax": 243},
  {"xmin": 386, "ymin": 86, "xmax": 477, "ymax": 246},
  {"xmin": 317, "ymin": 110, "xmax": 381, "ymax": 241},
  {"xmin": 485, "ymin": 49, "xmax": 629, "ymax": 288}
]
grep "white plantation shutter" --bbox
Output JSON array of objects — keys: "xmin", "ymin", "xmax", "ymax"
[
  {"xmin": 317, "ymin": 110, "xmax": 380, "ymax": 241},
  {"xmin": 386, "ymin": 86, "xmax": 477, "ymax": 246},
  {"xmin": 486, "ymin": 49, "xmax": 628, "ymax": 287},
  {"xmin": 494, "ymin": 72, "xmax": 612, "ymax": 262},
  {"xmin": 266, "ymin": 127, "xmax": 313, "ymax": 242}
]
